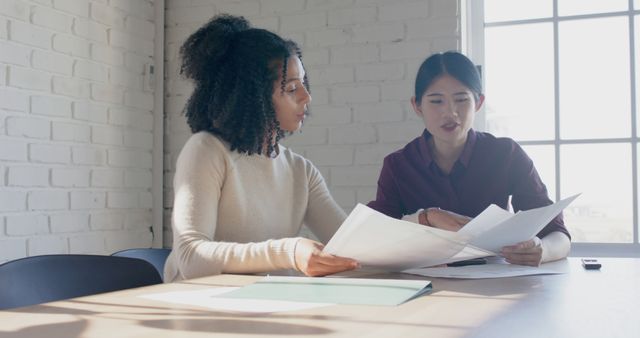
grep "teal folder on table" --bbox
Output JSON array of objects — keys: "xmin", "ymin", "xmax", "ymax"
[{"xmin": 216, "ymin": 276, "xmax": 432, "ymax": 306}]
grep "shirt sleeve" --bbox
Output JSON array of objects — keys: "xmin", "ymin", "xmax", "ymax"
[
  {"xmin": 401, "ymin": 209, "xmax": 423, "ymax": 224},
  {"xmin": 367, "ymin": 155, "xmax": 406, "ymax": 219},
  {"xmin": 167, "ymin": 136, "xmax": 299, "ymax": 281},
  {"xmin": 302, "ymin": 160, "xmax": 347, "ymax": 244},
  {"xmin": 509, "ymin": 142, "xmax": 571, "ymax": 240}
]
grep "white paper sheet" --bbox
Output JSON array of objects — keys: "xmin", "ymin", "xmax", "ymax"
[
  {"xmin": 324, "ymin": 204, "xmax": 489, "ymax": 270},
  {"xmin": 458, "ymin": 204, "xmax": 513, "ymax": 236},
  {"xmin": 139, "ymin": 287, "xmax": 334, "ymax": 313},
  {"xmin": 324, "ymin": 195, "xmax": 578, "ymax": 271},
  {"xmin": 404, "ymin": 258, "xmax": 569, "ymax": 279},
  {"xmin": 462, "ymin": 194, "xmax": 580, "ymax": 253}
]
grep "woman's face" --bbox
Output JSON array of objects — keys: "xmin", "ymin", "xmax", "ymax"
[
  {"xmin": 272, "ymin": 56, "xmax": 311, "ymax": 132},
  {"xmin": 412, "ymin": 74, "xmax": 484, "ymax": 150}
]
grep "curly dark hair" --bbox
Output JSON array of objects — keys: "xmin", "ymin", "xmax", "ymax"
[{"xmin": 180, "ymin": 14, "xmax": 309, "ymax": 156}]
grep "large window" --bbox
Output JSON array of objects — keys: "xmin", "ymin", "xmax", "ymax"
[{"xmin": 465, "ymin": 0, "xmax": 640, "ymax": 256}]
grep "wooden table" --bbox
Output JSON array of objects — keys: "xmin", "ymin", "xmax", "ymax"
[{"xmin": 1, "ymin": 257, "xmax": 638, "ymax": 338}]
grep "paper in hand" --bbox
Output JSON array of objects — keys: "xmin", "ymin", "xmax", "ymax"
[{"xmin": 461, "ymin": 194, "xmax": 580, "ymax": 253}]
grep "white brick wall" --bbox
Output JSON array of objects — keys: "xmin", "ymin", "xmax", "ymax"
[
  {"xmin": 0, "ymin": 0, "xmax": 158, "ymax": 263},
  {"xmin": 6, "ymin": 214, "xmax": 49, "ymax": 236},
  {"xmin": 162, "ymin": 0, "xmax": 460, "ymax": 246}
]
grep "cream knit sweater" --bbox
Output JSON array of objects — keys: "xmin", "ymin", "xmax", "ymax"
[{"xmin": 164, "ymin": 132, "xmax": 347, "ymax": 282}]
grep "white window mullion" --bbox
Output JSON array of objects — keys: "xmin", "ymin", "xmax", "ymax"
[
  {"xmin": 628, "ymin": 0, "xmax": 639, "ymax": 244},
  {"xmin": 553, "ymin": 0, "xmax": 561, "ymax": 203},
  {"xmin": 463, "ymin": 0, "xmax": 487, "ymax": 132}
]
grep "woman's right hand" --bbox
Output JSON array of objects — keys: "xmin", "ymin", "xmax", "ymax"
[
  {"xmin": 294, "ymin": 238, "xmax": 359, "ymax": 277},
  {"xmin": 420, "ymin": 208, "xmax": 472, "ymax": 232}
]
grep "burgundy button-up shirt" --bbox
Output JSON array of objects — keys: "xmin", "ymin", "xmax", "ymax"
[{"xmin": 367, "ymin": 129, "xmax": 570, "ymax": 239}]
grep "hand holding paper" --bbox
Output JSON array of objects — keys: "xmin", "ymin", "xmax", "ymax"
[
  {"xmin": 323, "ymin": 204, "xmax": 478, "ymax": 270},
  {"xmin": 460, "ymin": 194, "xmax": 579, "ymax": 253},
  {"xmin": 500, "ymin": 236, "xmax": 544, "ymax": 266},
  {"xmin": 324, "ymin": 194, "xmax": 579, "ymax": 271},
  {"xmin": 324, "ymin": 204, "xmax": 494, "ymax": 271},
  {"xmin": 424, "ymin": 208, "xmax": 472, "ymax": 231},
  {"xmin": 294, "ymin": 238, "xmax": 359, "ymax": 277}
]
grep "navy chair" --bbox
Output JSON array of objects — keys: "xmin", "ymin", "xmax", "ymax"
[
  {"xmin": 111, "ymin": 248, "xmax": 171, "ymax": 279},
  {"xmin": 0, "ymin": 254, "xmax": 163, "ymax": 310}
]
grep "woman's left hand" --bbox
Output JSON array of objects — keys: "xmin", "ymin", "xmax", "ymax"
[
  {"xmin": 294, "ymin": 238, "xmax": 359, "ymax": 277},
  {"xmin": 500, "ymin": 237, "xmax": 544, "ymax": 266}
]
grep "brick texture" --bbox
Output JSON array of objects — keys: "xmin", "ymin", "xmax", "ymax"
[{"xmin": 0, "ymin": 0, "xmax": 156, "ymax": 263}]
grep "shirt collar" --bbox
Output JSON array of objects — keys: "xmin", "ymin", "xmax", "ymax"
[{"xmin": 418, "ymin": 129, "xmax": 477, "ymax": 169}]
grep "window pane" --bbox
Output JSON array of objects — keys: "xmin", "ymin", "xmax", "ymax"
[
  {"xmin": 484, "ymin": 23, "xmax": 554, "ymax": 141},
  {"xmin": 560, "ymin": 143, "xmax": 633, "ymax": 243},
  {"xmin": 484, "ymin": 0, "xmax": 552, "ymax": 23},
  {"xmin": 521, "ymin": 144, "xmax": 556, "ymax": 200},
  {"xmin": 559, "ymin": 17, "xmax": 630, "ymax": 139},
  {"xmin": 558, "ymin": 0, "xmax": 628, "ymax": 16}
]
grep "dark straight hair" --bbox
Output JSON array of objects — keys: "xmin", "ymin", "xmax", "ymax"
[{"xmin": 414, "ymin": 51, "xmax": 483, "ymax": 104}]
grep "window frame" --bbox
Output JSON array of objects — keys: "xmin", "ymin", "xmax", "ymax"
[{"xmin": 463, "ymin": 0, "xmax": 640, "ymax": 257}]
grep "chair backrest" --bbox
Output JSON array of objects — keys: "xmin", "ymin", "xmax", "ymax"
[
  {"xmin": 0, "ymin": 254, "xmax": 163, "ymax": 310},
  {"xmin": 111, "ymin": 248, "xmax": 171, "ymax": 279}
]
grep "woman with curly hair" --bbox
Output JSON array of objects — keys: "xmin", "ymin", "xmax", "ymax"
[{"xmin": 164, "ymin": 14, "xmax": 358, "ymax": 282}]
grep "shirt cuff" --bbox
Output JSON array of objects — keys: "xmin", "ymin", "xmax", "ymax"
[
  {"xmin": 268, "ymin": 237, "xmax": 301, "ymax": 271},
  {"xmin": 402, "ymin": 209, "xmax": 423, "ymax": 224}
]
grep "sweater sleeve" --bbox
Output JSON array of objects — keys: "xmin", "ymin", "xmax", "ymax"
[
  {"xmin": 302, "ymin": 160, "xmax": 347, "ymax": 244},
  {"xmin": 166, "ymin": 134, "xmax": 300, "ymax": 282}
]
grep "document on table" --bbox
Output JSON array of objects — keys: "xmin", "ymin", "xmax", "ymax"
[
  {"xmin": 218, "ymin": 276, "xmax": 432, "ymax": 306},
  {"xmin": 140, "ymin": 287, "xmax": 335, "ymax": 313},
  {"xmin": 404, "ymin": 257, "xmax": 569, "ymax": 279},
  {"xmin": 324, "ymin": 195, "xmax": 579, "ymax": 271}
]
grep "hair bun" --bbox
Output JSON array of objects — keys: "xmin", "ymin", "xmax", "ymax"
[{"xmin": 180, "ymin": 14, "xmax": 251, "ymax": 82}]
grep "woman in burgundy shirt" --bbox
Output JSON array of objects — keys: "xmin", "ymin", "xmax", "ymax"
[{"xmin": 367, "ymin": 51, "xmax": 570, "ymax": 266}]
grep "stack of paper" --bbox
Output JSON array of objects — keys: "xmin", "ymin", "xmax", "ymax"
[{"xmin": 323, "ymin": 194, "xmax": 579, "ymax": 271}]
